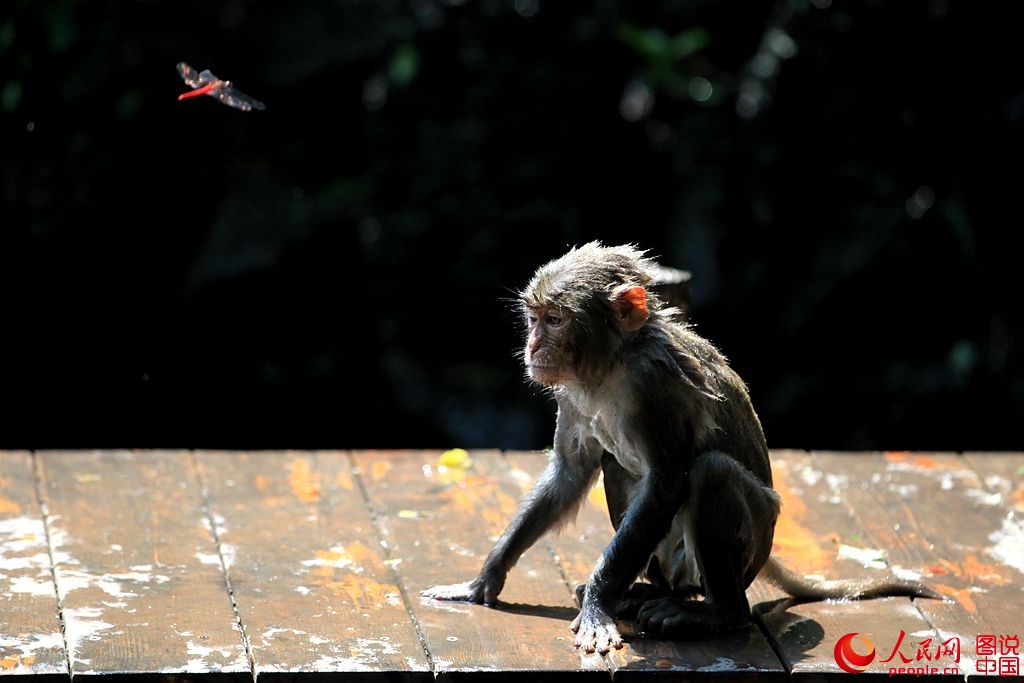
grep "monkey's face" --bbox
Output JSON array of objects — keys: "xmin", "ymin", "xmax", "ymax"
[{"xmin": 523, "ymin": 304, "xmax": 577, "ymax": 386}]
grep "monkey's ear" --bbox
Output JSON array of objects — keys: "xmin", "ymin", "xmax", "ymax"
[{"xmin": 612, "ymin": 285, "xmax": 649, "ymax": 331}]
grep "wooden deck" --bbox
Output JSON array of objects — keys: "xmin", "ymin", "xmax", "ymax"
[{"xmin": 1, "ymin": 450, "xmax": 1021, "ymax": 681}]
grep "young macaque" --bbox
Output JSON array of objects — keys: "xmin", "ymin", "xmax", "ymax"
[{"xmin": 422, "ymin": 241, "xmax": 938, "ymax": 654}]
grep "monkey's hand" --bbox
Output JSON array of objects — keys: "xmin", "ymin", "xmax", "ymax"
[
  {"xmin": 570, "ymin": 608, "xmax": 624, "ymax": 654},
  {"xmin": 420, "ymin": 571, "xmax": 505, "ymax": 605}
]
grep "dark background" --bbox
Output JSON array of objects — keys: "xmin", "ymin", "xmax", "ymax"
[{"xmin": 2, "ymin": 1, "xmax": 1020, "ymax": 452}]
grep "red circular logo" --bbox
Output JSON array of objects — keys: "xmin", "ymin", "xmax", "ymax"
[{"xmin": 834, "ymin": 632, "xmax": 876, "ymax": 674}]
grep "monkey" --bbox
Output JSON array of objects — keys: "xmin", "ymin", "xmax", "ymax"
[{"xmin": 422, "ymin": 241, "xmax": 938, "ymax": 654}]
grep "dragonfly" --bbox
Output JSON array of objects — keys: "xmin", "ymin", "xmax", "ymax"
[{"xmin": 176, "ymin": 61, "xmax": 265, "ymax": 111}]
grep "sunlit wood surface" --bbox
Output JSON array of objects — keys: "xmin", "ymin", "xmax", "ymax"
[{"xmin": 2, "ymin": 450, "xmax": 1021, "ymax": 681}]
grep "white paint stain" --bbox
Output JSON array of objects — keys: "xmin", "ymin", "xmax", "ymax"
[
  {"xmin": 194, "ymin": 552, "xmax": 220, "ymax": 566},
  {"xmin": 0, "ymin": 516, "xmax": 48, "ymax": 554},
  {"xmin": 310, "ymin": 654, "xmax": 375, "ymax": 672},
  {"xmin": 0, "ymin": 632, "xmax": 65, "ymax": 673},
  {"xmin": 62, "ymin": 606, "xmax": 113, "ymax": 666},
  {"xmin": 195, "ymin": 544, "xmax": 235, "ymax": 569},
  {"xmin": 966, "ymin": 488, "xmax": 1003, "ymax": 506},
  {"xmin": 837, "ymin": 543, "xmax": 888, "ymax": 570},
  {"xmin": 7, "ymin": 574, "xmax": 56, "ymax": 597},
  {"xmin": 186, "ymin": 640, "xmax": 242, "ymax": 663},
  {"xmin": 53, "ymin": 568, "xmax": 92, "ymax": 599},
  {"xmin": 260, "ymin": 627, "xmax": 307, "ymax": 640},
  {"xmin": 167, "ymin": 628, "xmax": 247, "ymax": 673},
  {"xmin": 698, "ymin": 656, "xmax": 741, "ymax": 671},
  {"xmin": 201, "ymin": 513, "xmax": 229, "ymax": 539},
  {"xmin": 419, "ymin": 596, "xmax": 473, "ymax": 614},
  {"xmin": 1, "ymin": 552, "xmax": 48, "ymax": 573},
  {"xmin": 988, "ymin": 517, "xmax": 1024, "ymax": 574},
  {"xmin": 55, "ymin": 568, "xmax": 170, "ymax": 600},
  {"xmin": 218, "ymin": 543, "xmax": 236, "ymax": 569},
  {"xmin": 301, "ymin": 545, "xmax": 360, "ymax": 572},
  {"xmin": 824, "ymin": 473, "xmax": 849, "ymax": 490},
  {"xmin": 888, "ymin": 482, "xmax": 920, "ymax": 497},
  {"xmin": 159, "ymin": 642, "xmax": 248, "ymax": 674},
  {"xmin": 309, "ymin": 636, "xmax": 424, "ymax": 673},
  {"xmin": 891, "ymin": 565, "xmax": 928, "ymax": 583},
  {"xmin": 0, "ymin": 515, "xmax": 60, "ymax": 605}
]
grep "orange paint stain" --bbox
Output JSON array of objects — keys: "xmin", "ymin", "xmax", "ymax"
[
  {"xmin": 1010, "ymin": 483, "xmax": 1024, "ymax": 512},
  {"xmin": 883, "ymin": 451, "xmax": 953, "ymax": 471},
  {"xmin": 334, "ymin": 470, "xmax": 355, "ymax": 490},
  {"xmin": 315, "ymin": 549, "xmax": 348, "ymax": 565},
  {"xmin": 937, "ymin": 584, "xmax": 976, "ymax": 613},
  {"xmin": 339, "ymin": 541, "xmax": 378, "ymax": 566},
  {"xmin": 884, "ymin": 451, "xmax": 912, "ymax": 461},
  {"xmin": 769, "ymin": 464, "xmax": 835, "ymax": 573},
  {"xmin": 309, "ymin": 542, "xmax": 379, "ymax": 572},
  {"xmin": 0, "ymin": 655, "xmax": 35, "ymax": 670},
  {"xmin": 322, "ymin": 574, "xmax": 399, "ymax": 612},
  {"xmin": 438, "ymin": 476, "xmax": 495, "ymax": 512},
  {"xmin": 288, "ymin": 459, "xmax": 321, "ymax": 503},
  {"xmin": 922, "ymin": 565, "xmax": 950, "ymax": 577},
  {"xmin": 0, "ymin": 497, "xmax": 21, "ymax": 515},
  {"xmin": 254, "ymin": 474, "xmax": 270, "ymax": 492},
  {"xmin": 303, "ymin": 542, "xmax": 397, "ymax": 612},
  {"xmin": 439, "ymin": 477, "xmax": 518, "ymax": 535},
  {"xmin": 370, "ymin": 460, "xmax": 391, "ymax": 482},
  {"xmin": 957, "ymin": 554, "xmax": 1012, "ymax": 586}
]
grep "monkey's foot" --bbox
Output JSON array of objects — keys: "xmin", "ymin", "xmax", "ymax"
[
  {"xmin": 637, "ymin": 597, "xmax": 748, "ymax": 639},
  {"xmin": 570, "ymin": 610, "xmax": 624, "ymax": 654},
  {"xmin": 576, "ymin": 582, "xmax": 678, "ymax": 619},
  {"xmin": 420, "ymin": 581, "xmax": 488, "ymax": 604}
]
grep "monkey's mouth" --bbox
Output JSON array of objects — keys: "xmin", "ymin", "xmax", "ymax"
[{"xmin": 528, "ymin": 364, "xmax": 563, "ymax": 385}]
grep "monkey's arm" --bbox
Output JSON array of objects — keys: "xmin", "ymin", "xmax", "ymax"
[
  {"xmin": 573, "ymin": 467, "xmax": 688, "ymax": 653},
  {"xmin": 422, "ymin": 421, "xmax": 602, "ymax": 605}
]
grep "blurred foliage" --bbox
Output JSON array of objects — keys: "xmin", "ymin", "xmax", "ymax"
[{"xmin": 1, "ymin": 0, "xmax": 1020, "ymax": 451}]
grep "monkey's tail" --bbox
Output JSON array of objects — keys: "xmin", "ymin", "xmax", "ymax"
[{"xmin": 760, "ymin": 556, "xmax": 942, "ymax": 601}]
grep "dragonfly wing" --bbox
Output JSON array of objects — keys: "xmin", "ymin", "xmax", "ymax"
[
  {"xmin": 176, "ymin": 62, "xmax": 220, "ymax": 89},
  {"xmin": 177, "ymin": 62, "xmax": 201, "ymax": 89},
  {"xmin": 214, "ymin": 86, "xmax": 266, "ymax": 111},
  {"xmin": 197, "ymin": 70, "xmax": 219, "ymax": 85}
]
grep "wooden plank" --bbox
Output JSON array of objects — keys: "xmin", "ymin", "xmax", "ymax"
[
  {"xmin": 752, "ymin": 449, "xmax": 941, "ymax": 681},
  {"xmin": 0, "ymin": 451, "xmax": 66, "ymax": 678},
  {"xmin": 961, "ymin": 451, "xmax": 1024, "ymax": 681},
  {"xmin": 822, "ymin": 451, "xmax": 1022, "ymax": 681},
  {"xmin": 504, "ymin": 451, "xmax": 789, "ymax": 682},
  {"xmin": 36, "ymin": 450, "xmax": 249, "ymax": 679},
  {"xmin": 963, "ymin": 451, "xmax": 1024, "ymax": 517},
  {"xmin": 352, "ymin": 449, "xmax": 609, "ymax": 679},
  {"xmin": 194, "ymin": 450, "xmax": 431, "ymax": 680}
]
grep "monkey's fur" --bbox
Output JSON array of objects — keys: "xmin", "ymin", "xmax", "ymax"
[{"xmin": 423, "ymin": 241, "xmax": 938, "ymax": 654}]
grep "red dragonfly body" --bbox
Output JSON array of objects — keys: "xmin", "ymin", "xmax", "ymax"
[{"xmin": 176, "ymin": 62, "xmax": 265, "ymax": 111}]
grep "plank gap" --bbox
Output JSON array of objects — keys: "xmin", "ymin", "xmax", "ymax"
[
  {"xmin": 191, "ymin": 450, "xmax": 259, "ymax": 683},
  {"xmin": 32, "ymin": 450, "xmax": 74, "ymax": 680},
  {"xmin": 347, "ymin": 450, "xmax": 437, "ymax": 675}
]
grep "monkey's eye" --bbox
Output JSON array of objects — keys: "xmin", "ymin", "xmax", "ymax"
[{"xmin": 546, "ymin": 314, "xmax": 564, "ymax": 327}]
